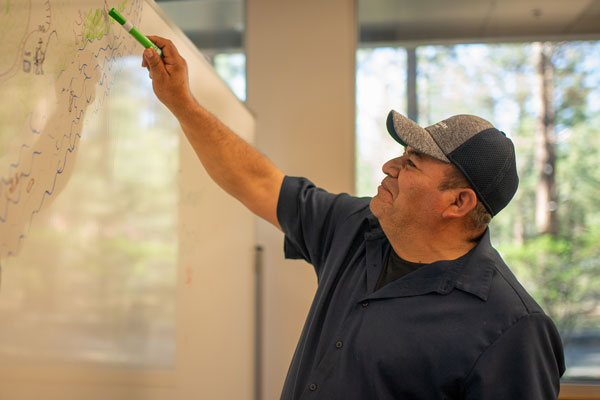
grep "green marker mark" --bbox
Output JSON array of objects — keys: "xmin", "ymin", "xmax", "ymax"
[
  {"xmin": 84, "ymin": 8, "xmax": 108, "ymax": 41},
  {"xmin": 108, "ymin": 8, "xmax": 162, "ymax": 56}
]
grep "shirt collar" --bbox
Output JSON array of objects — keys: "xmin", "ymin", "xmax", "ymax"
[
  {"xmin": 362, "ymin": 216, "xmax": 496, "ymax": 302},
  {"xmin": 453, "ymin": 229, "xmax": 496, "ymax": 301}
]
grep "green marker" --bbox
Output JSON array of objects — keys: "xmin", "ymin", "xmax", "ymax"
[{"xmin": 108, "ymin": 8, "xmax": 162, "ymax": 56}]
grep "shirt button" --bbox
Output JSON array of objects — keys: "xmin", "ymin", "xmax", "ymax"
[
  {"xmin": 335, "ymin": 340, "xmax": 343, "ymax": 349},
  {"xmin": 309, "ymin": 383, "xmax": 318, "ymax": 391},
  {"xmin": 361, "ymin": 301, "xmax": 369, "ymax": 308}
]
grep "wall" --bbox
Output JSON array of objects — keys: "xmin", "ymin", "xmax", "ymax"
[{"xmin": 246, "ymin": 0, "xmax": 357, "ymax": 398}]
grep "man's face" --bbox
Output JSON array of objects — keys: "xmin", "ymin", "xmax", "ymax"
[{"xmin": 369, "ymin": 147, "xmax": 453, "ymax": 232}]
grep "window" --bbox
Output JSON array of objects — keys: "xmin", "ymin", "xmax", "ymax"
[
  {"xmin": 356, "ymin": 42, "xmax": 600, "ymax": 384},
  {"xmin": 156, "ymin": 0, "xmax": 246, "ymax": 102}
]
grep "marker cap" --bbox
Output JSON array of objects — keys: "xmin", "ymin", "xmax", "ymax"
[{"xmin": 108, "ymin": 8, "xmax": 126, "ymax": 25}]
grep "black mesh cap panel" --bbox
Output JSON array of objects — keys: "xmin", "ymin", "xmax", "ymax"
[{"xmin": 446, "ymin": 128, "xmax": 519, "ymax": 216}]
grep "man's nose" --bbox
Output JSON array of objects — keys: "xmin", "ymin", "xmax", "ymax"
[{"xmin": 382, "ymin": 156, "xmax": 405, "ymax": 177}]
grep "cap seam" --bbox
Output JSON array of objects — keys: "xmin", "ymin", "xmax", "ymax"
[
  {"xmin": 422, "ymin": 126, "xmax": 450, "ymax": 162},
  {"xmin": 389, "ymin": 111, "xmax": 448, "ymax": 162}
]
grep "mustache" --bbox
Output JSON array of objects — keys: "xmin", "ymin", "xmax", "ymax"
[{"xmin": 380, "ymin": 177, "xmax": 396, "ymax": 193}]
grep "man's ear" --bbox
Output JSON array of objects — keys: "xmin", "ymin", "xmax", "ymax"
[{"xmin": 442, "ymin": 188, "xmax": 478, "ymax": 219}]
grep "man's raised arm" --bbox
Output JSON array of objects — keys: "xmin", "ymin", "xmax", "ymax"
[{"xmin": 142, "ymin": 36, "xmax": 284, "ymax": 230}]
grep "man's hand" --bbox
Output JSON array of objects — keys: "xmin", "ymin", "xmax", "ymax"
[
  {"xmin": 140, "ymin": 35, "xmax": 284, "ymax": 230},
  {"xmin": 142, "ymin": 36, "xmax": 195, "ymax": 114}
]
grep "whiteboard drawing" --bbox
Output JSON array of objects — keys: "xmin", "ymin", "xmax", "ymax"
[{"xmin": 0, "ymin": 0, "xmax": 141, "ymax": 259}]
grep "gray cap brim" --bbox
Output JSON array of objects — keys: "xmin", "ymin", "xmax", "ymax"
[{"xmin": 386, "ymin": 110, "xmax": 449, "ymax": 162}]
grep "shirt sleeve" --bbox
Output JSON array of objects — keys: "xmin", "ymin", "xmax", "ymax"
[
  {"xmin": 277, "ymin": 176, "xmax": 368, "ymax": 274},
  {"xmin": 464, "ymin": 312, "xmax": 565, "ymax": 400}
]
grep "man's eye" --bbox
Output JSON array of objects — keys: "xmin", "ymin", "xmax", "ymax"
[{"xmin": 407, "ymin": 159, "xmax": 416, "ymax": 167}]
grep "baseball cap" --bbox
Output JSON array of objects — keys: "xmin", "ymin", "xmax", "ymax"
[{"xmin": 386, "ymin": 110, "xmax": 519, "ymax": 216}]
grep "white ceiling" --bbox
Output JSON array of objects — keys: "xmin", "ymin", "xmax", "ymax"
[
  {"xmin": 155, "ymin": 0, "xmax": 600, "ymax": 48},
  {"xmin": 360, "ymin": 0, "xmax": 600, "ymax": 45}
]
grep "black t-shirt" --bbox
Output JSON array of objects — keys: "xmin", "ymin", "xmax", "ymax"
[{"xmin": 375, "ymin": 250, "xmax": 425, "ymax": 290}]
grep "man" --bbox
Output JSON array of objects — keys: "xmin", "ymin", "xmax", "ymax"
[{"xmin": 142, "ymin": 37, "xmax": 565, "ymax": 399}]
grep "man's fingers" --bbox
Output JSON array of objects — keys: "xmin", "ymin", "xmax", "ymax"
[
  {"xmin": 141, "ymin": 35, "xmax": 192, "ymax": 111},
  {"xmin": 147, "ymin": 35, "xmax": 181, "ymax": 59},
  {"xmin": 143, "ymin": 47, "xmax": 166, "ymax": 78}
]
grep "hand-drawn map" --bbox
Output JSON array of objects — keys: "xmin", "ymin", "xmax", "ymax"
[{"xmin": 0, "ymin": 0, "xmax": 141, "ymax": 259}]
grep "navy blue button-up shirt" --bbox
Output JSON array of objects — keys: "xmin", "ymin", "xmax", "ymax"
[{"xmin": 277, "ymin": 177, "xmax": 565, "ymax": 400}]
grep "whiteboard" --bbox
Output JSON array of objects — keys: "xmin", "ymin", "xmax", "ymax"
[{"xmin": 0, "ymin": 0, "xmax": 256, "ymax": 399}]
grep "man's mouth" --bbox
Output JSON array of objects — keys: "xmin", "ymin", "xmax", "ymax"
[
  {"xmin": 380, "ymin": 178, "xmax": 393, "ymax": 193},
  {"xmin": 378, "ymin": 179, "xmax": 394, "ymax": 198}
]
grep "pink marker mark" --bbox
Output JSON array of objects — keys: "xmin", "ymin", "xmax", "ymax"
[{"xmin": 185, "ymin": 267, "xmax": 193, "ymax": 285}]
